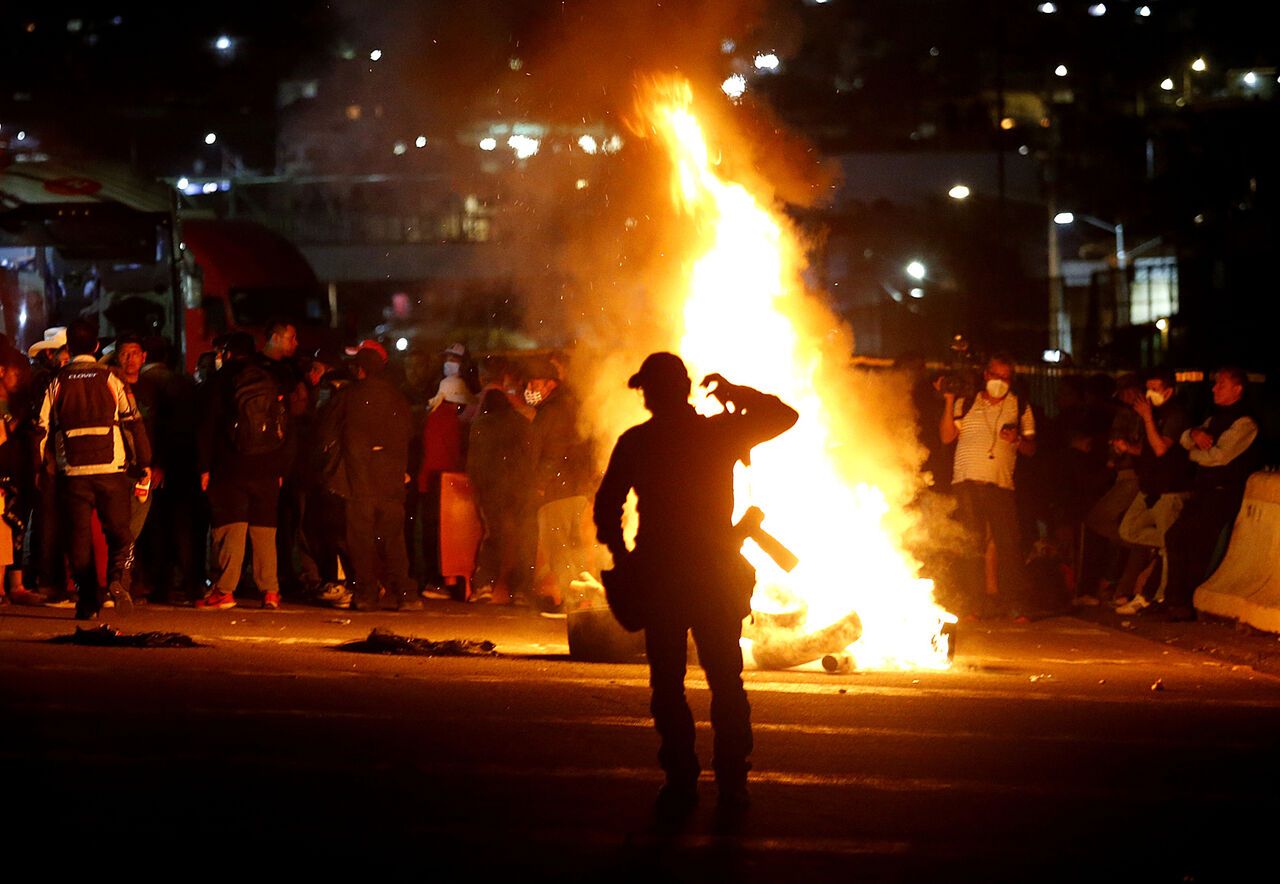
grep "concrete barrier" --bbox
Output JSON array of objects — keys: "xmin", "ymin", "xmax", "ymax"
[{"xmin": 1195, "ymin": 471, "xmax": 1280, "ymax": 634}]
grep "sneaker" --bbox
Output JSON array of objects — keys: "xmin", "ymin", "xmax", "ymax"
[
  {"xmin": 195, "ymin": 591, "xmax": 237, "ymax": 610},
  {"xmin": 1115, "ymin": 595, "xmax": 1150, "ymax": 616},
  {"xmin": 1072, "ymin": 595, "xmax": 1100, "ymax": 607},
  {"xmin": 420, "ymin": 585, "xmax": 451, "ymax": 601},
  {"xmin": 107, "ymin": 582, "xmax": 133, "ymax": 617},
  {"xmin": 8, "ymin": 587, "xmax": 47, "ymax": 606},
  {"xmin": 1112, "ymin": 595, "xmax": 1133, "ymax": 608},
  {"xmin": 396, "ymin": 595, "xmax": 424, "ymax": 612},
  {"xmin": 47, "ymin": 598, "xmax": 77, "ymax": 609},
  {"xmin": 318, "ymin": 582, "xmax": 352, "ymax": 609},
  {"xmin": 263, "ymin": 591, "xmax": 281, "ymax": 610},
  {"xmin": 469, "ymin": 584, "xmax": 495, "ymax": 604}
]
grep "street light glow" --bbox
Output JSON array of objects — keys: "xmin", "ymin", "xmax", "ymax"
[
  {"xmin": 204, "ymin": 132, "xmax": 217, "ymax": 145},
  {"xmin": 1243, "ymin": 71, "xmax": 1258, "ymax": 87},
  {"xmin": 948, "ymin": 184, "xmax": 971, "ymax": 200},
  {"xmin": 1136, "ymin": 4, "xmax": 1151, "ymax": 16},
  {"xmin": 479, "ymin": 137, "xmax": 497, "ymax": 151},
  {"xmin": 369, "ymin": 49, "xmax": 382, "ymax": 62},
  {"xmin": 1055, "ymin": 64, "xmax": 1068, "ymax": 78},
  {"xmin": 753, "ymin": 53, "xmax": 780, "ymax": 72},
  {"xmin": 1155, "ymin": 318, "xmax": 1168, "ymax": 331},
  {"xmin": 1087, "ymin": 4, "xmax": 1106, "ymax": 16},
  {"xmin": 214, "ymin": 35, "xmax": 233, "ymax": 52},
  {"xmin": 906, "ymin": 260, "xmax": 926, "ymax": 280},
  {"xmin": 1037, "ymin": 2, "xmax": 1057, "ymax": 13},
  {"xmin": 1054, "ymin": 212, "xmax": 1075, "ymax": 225},
  {"xmin": 176, "ymin": 177, "xmax": 189, "ymax": 190},
  {"xmin": 396, "ymin": 337, "xmax": 409, "ymax": 352},
  {"xmin": 577, "ymin": 134, "xmax": 598, "ymax": 154},
  {"xmin": 1192, "ymin": 57, "xmax": 1207, "ymax": 72},
  {"xmin": 1160, "ymin": 78, "xmax": 1175, "ymax": 91},
  {"xmin": 508, "ymin": 134, "xmax": 540, "ymax": 159},
  {"xmin": 415, "ymin": 135, "xmax": 427, "ymax": 148},
  {"xmin": 722, "ymin": 74, "xmax": 748, "ymax": 100}
]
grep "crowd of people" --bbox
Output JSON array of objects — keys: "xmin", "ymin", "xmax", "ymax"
[
  {"xmin": 916, "ymin": 353, "xmax": 1263, "ymax": 623},
  {"xmin": 0, "ymin": 319, "xmax": 597, "ymax": 616}
]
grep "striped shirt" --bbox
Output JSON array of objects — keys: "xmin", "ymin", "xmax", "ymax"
[{"xmin": 952, "ymin": 393, "xmax": 1035, "ymax": 490}]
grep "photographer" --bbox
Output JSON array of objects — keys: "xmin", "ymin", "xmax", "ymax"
[{"xmin": 940, "ymin": 353, "xmax": 1036, "ymax": 617}]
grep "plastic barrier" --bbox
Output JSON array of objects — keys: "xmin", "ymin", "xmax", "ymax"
[
  {"xmin": 1195, "ymin": 471, "xmax": 1280, "ymax": 634},
  {"xmin": 438, "ymin": 471, "xmax": 483, "ymax": 598}
]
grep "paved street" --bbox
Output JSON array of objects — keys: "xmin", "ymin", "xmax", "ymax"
[{"xmin": 2, "ymin": 601, "xmax": 1277, "ymax": 880}]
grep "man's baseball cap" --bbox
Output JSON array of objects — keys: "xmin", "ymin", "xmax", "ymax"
[
  {"xmin": 355, "ymin": 339, "xmax": 388, "ymax": 363},
  {"xmin": 27, "ymin": 327, "xmax": 68, "ymax": 358},
  {"xmin": 628, "ymin": 352, "xmax": 689, "ymax": 390},
  {"xmin": 442, "ymin": 342, "xmax": 467, "ymax": 359}
]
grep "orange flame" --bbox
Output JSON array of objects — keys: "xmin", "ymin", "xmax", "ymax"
[{"xmin": 637, "ymin": 77, "xmax": 954, "ymax": 669}]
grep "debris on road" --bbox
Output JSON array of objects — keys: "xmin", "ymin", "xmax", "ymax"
[
  {"xmin": 49, "ymin": 626, "xmax": 202, "ymax": 648},
  {"xmin": 339, "ymin": 628, "xmax": 498, "ymax": 657},
  {"xmin": 325, "ymin": 618, "xmax": 352, "ymax": 625},
  {"xmin": 1151, "ymin": 678, "xmax": 1165, "ymax": 692}
]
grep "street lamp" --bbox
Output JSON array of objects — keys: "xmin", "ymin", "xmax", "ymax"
[
  {"xmin": 1054, "ymin": 212, "xmax": 1126, "ymax": 268},
  {"xmin": 947, "ymin": 184, "xmax": 971, "ymax": 200},
  {"xmin": 906, "ymin": 260, "xmax": 926, "ymax": 281}
]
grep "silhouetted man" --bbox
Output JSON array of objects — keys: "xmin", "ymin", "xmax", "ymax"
[{"xmin": 594, "ymin": 352, "xmax": 797, "ymax": 815}]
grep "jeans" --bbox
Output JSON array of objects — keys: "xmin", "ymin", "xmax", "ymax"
[{"xmin": 645, "ymin": 609, "xmax": 752, "ymax": 786}]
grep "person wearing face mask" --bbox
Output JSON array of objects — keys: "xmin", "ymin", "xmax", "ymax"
[
  {"xmin": 1160, "ymin": 366, "xmax": 1261, "ymax": 622},
  {"xmin": 940, "ymin": 353, "xmax": 1037, "ymax": 617},
  {"xmin": 1110, "ymin": 369, "xmax": 1192, "ymax": 614},
  {"xmin": 415, "ymin": 343, "xmax": 476, "ymax": 599}
]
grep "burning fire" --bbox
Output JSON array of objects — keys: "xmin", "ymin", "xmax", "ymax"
[{"xmin": 636, "ymin": 77, "xmax": 954, "ymax": 670}]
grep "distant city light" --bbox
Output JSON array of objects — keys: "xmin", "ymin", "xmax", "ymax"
[
  {"xmin": 1243, "ymin": 71, "xmax": 1258, "ymax": 87},
  {"xmin": 508, "ymin": 134, "xmax": 540, "ymax": 159},
  {"xmin": 392, "ymin": 142, "xmax": 407, "ymax": 155},
  {"xmin": 1160, "ymin": 78, "xmax": 1175, "ymax": 91},
  {"xmin": 369, "ymin": 49, "xmax": 382, "ymax": 62},
  {"xmin": 508, "ymin": 57, "xmax": 523, "ymax": 71},
  {"xmin": 479, "ymin": 137, "xmax": 497, "ymax": 151},
  {"xmin": 396, "ymin": 337, "xmax": 409, "ymax": 352},
  {"xmin": 722, "ymin": 74, "xmax": 748, "ymax": 100},
  {"xmin": 1043, "ymin": 349, "xmax": 1063, "ymax": 364},
  {"xmin": 948, "ymin": 184, "xmax": 971, "ymax": 200},
  {"xmin": 176, "ymin": 177, "xmax": 189, "ymax": 190},
  {"xmin": 753, "ymin": 53, "xmax": 781, "ymax": 72},
  {"xmin": 575, "ymin": 179, "xmax": 589, "ymax": 190},
  {"xmin": 16, "ymin": 130, "xmax": 26, "ymax": 141},
  {"xmin": 1191, "ymin": 57, "xmax": 1208, "ymax": 72},
  {"xmin": 415, "ymin": 135, "xmax": 427, "ymax": 148},
  {"xmin": 909, "ymin": 287, "xmax": 925, "ymax": 299},
  {"xmin": 1136, "ymin": 5, "xmax": 1151, "ymax": 16},
  {"xmin": 906, "ymin": 260, "xmax": 926, "ymax": 280},
  {"xmin": 1037, "ymin": 2, "xmax": 1057, "ymax": 13},
  {"xmin": 1155, "ymin": 318, "xmax": 1168, "ymax": 331},
  {"xmin": 1054, "ymin": 64, "xmax": 1069, "ymax": 78},
  {"xmin": 204, "ymin": 132, "xmax": 217, "ymax": 145},
  {"xmin": 202, "ymin": 182, "xmax": 219, "ymax": 194},
  {"xmin": 1018, "ymin": 144, "xmax": 1030, "ymax": 156},
  {"xmin": 577, "ymin": 134, "xmax": 598, "ymax": 154},
  {"xmin": 720, "ymin": 39, "xmax": 736, "ymax": 54},
  {"xmin": 1054, "ymin": 212, "xmax": 1075, "ymax": 225},
  {"xmin": 1000, "ymin": 116, "xmax": 1016, "ymax": 130},
  {"xmin": 1087, "ymin": 4, "xmax": 1106, "ymax": 16},
  {"xmin": 214, "ymin": 35, "xmax": 233, "ymax": 52},
  {"xmin": 603, "ymin": 134, "xmax": 624, "ymax": 153}
]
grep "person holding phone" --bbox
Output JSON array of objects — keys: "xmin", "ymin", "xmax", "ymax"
[{"xmin": 940, "ymin": 353, "xmax": 1037, "ymax": 617}]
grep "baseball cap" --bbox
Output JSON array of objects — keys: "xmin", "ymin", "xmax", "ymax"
[
  {"xmin": 628, "ymin": 352, "xmax": 689, "ymax": 390},
  {"xmin": 442, "ymin": 342, "xmax": 467, "ymax": 358},
  {"xmin": 354, "ymin": 339, "xmax": 388, "ymax": 363}
]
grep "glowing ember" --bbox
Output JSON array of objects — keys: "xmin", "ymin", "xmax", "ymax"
[{"xmin": 636, "ymin": 77, "xmax": 954, "ymax": 670}]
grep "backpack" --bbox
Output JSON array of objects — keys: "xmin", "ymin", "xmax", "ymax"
[{"xmin": 231, "ymin": 362, "xmax": 287, "ymax": 455}]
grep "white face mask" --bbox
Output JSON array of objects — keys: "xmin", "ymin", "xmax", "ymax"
[
  {"xmin": 443, "ymin": 361, "xmax": 460, "ymax": 378},
  {"xmin": 986, "ymin": 378, "xmax": 1010, "ymax": 399},
  {"xmin": 1145, "ymin": 389, "xmax": 1167, "ymax": 407}
]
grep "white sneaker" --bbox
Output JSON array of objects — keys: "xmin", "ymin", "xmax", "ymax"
[
  {"xmin": 469, "ymin": 585, "xmax": 494, "ymax": 604},
  {"xmin": 318, "ymin": 582, "xmax": 352, "ymax": 609},
  {"xmin": 1115, "ymin": 596, "xmax": 1151, "ymax": 616}
]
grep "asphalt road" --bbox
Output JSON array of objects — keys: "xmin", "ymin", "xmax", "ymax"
[{"xmin": 1, "ymin": 602, "xmax": 1277, "ymax": 881}]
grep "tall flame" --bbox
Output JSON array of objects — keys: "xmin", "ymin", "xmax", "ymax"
[{"xmin": 638, "ymin": 77, "xmax": 953, "ymax": 669}]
